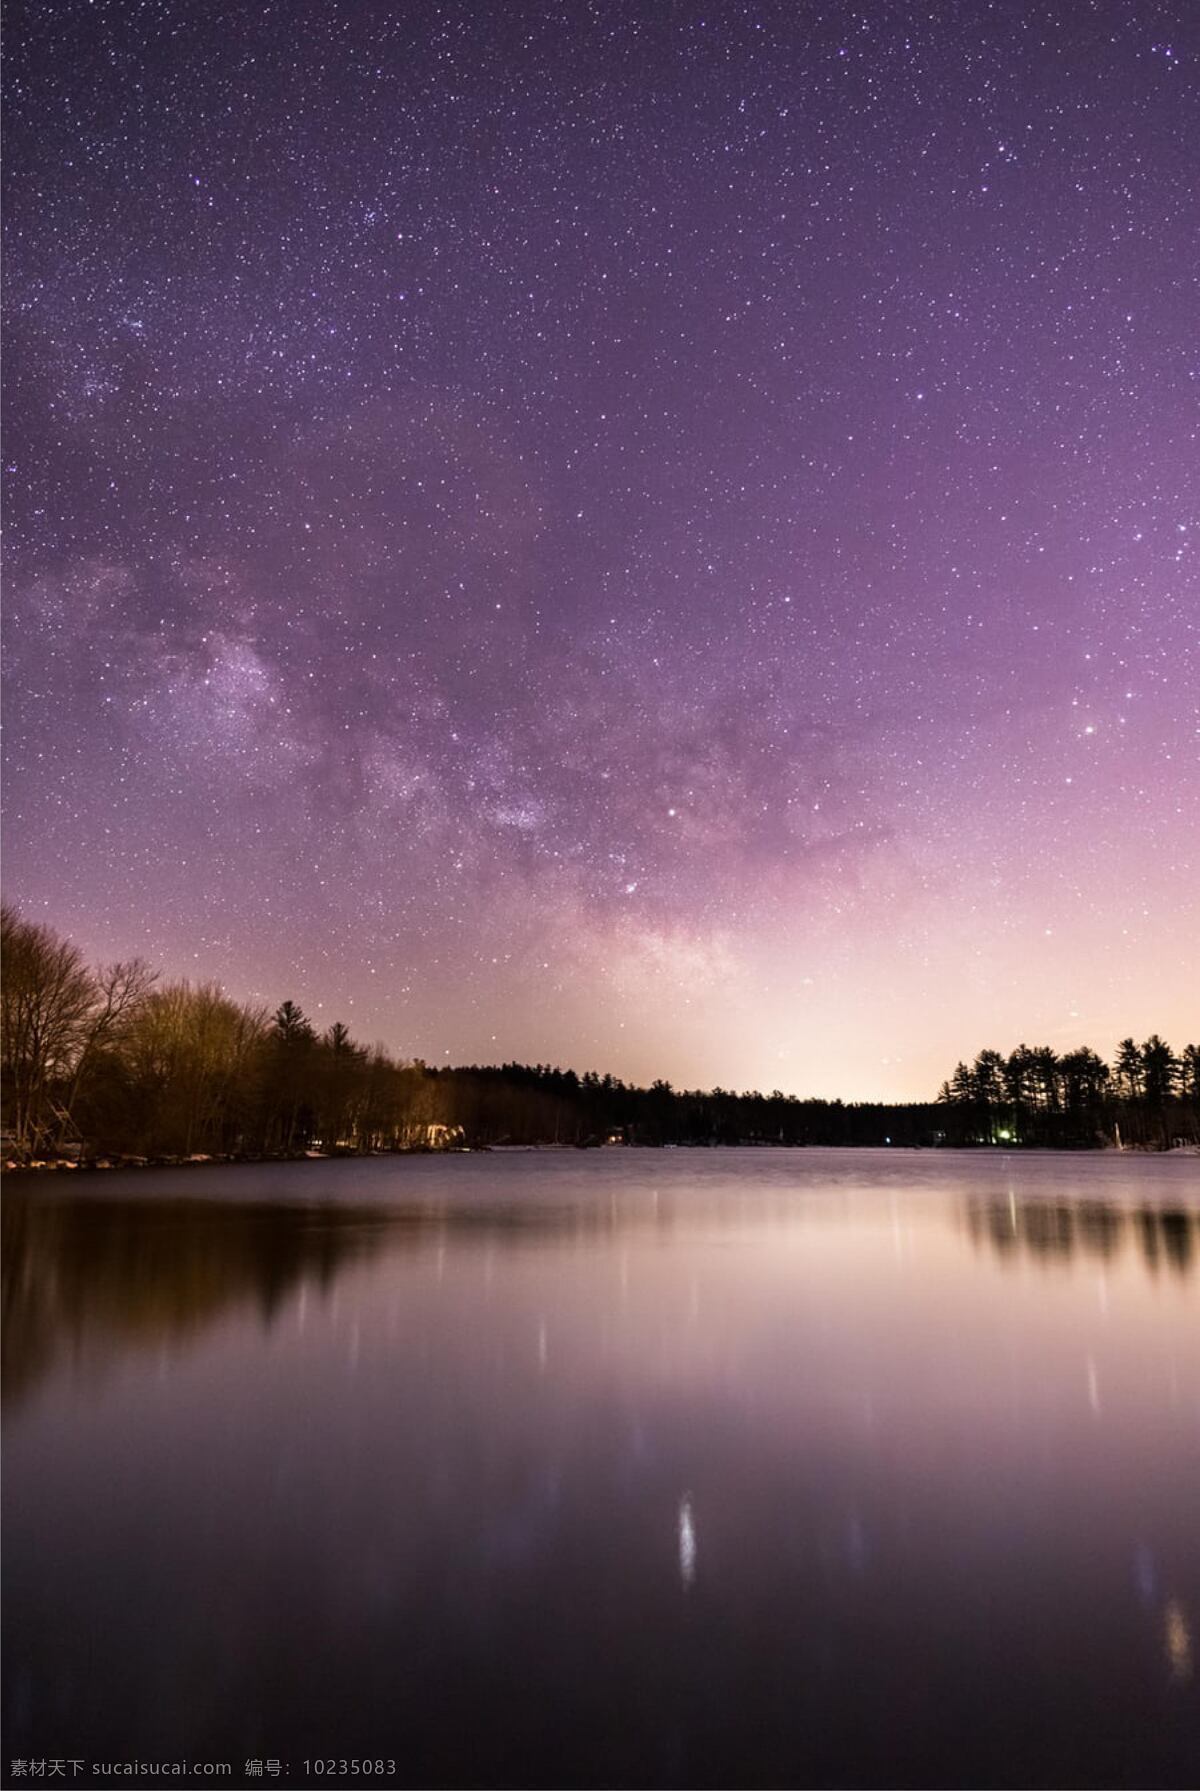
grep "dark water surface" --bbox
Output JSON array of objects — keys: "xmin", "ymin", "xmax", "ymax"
[{"xmin": 4, "ymin": 1150, "xmax": 1199, "ymax": 1788}]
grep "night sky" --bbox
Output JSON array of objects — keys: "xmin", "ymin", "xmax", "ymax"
[{"xmin": 3, "ymin": 1, "xmax": 1197, "ymax": 1099}]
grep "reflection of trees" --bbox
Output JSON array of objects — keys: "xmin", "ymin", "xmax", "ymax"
[
  {"xmin": 1, "ymin": 1193, "xmax": 397, "ymax": 1407},
  {"xmin": 1138, "ymin": 1207, "xmax": 1195, "ymax": 1276},
  {"xmin": 1, "ymin": 1188, "xmax": 644, "ymax": 1408},
  {"xmin": 964, "ymin": 1198, "xmax": 1196, "ymax": 1277}
]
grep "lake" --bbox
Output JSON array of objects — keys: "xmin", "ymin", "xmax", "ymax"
[{"xmin": 3, "ymin": 1149, "xmax": 1199, "ymax": 1788}]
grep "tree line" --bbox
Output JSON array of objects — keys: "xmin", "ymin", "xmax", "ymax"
[
  {"xmin": 937, "ymin": 1039, "xmax": 1199, "ymax": 1149},
  {"xmin": 2, "ymin": 905, "xmax": 1196, "ymax": 1162}
]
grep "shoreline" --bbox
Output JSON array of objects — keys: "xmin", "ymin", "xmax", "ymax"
[{"xmin": 6, "ymin": 1139, "xmax": 1197, "ymax": 1179}]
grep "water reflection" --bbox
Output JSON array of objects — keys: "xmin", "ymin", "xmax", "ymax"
[
  {"xmin": 2, "ymin": 1192, "xmax": 397, "ymax": 1406},
  {"xmin": 4, "ymin": 1154, "xmax": 1199, "ymax": 1788},
  {"xmin": 6, "ymin": 1180, "xmax": 1198, "ymax": 1414},
  {"xmin": 2, "ymin": 1182, "xmax": 662, "ymax": 1406},
  {"xmin": 677, "ymin": 1495, "xmax": 697, "ymax": 1590},
  {"xmin": 963, "ymin": 1195, "xmax": 1197, "ymax": 1275},
  {"xmin": 1140, "ymin": 1207, "xmax": 1196, "ymax": 1275},
  {"xmin": 1165, "ymin": 1598, "xmax": 1194, "ymax": 1683}
]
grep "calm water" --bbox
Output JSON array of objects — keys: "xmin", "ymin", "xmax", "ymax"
[{"xmin": 4, "ymin": 1150, "xmax": 1199, "ymax": 1789}]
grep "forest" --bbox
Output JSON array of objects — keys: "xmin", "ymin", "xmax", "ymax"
[{"xmin": 2, "ymin": 905, "xmax": 1197, "ymax": 1164}]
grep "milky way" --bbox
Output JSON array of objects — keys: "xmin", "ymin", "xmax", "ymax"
[{"xmin": 3, "ymin": 1, "xmax": 1197, "ymax": 1098}]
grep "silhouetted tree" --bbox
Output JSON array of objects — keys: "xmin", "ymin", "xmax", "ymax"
[
  {"xmin": 0, "ymin": 910, "xmax": 154, "ymax": 1156},
  {"xmin": 1141, "ymin": 1035, "xmax": 1178, "ymax": 1106},
  {"xmin": 1115, "ymin": 1038, "xmax": 1143, "ymax": 1100}
]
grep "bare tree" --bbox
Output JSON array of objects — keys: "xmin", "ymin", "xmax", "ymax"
[
  {"xmin": 124, "ymin": 982, "xmax": 268, "ymax": 1155},
  {"xmin": 58, "ymin": 957, "xmax": 158, "ymax": 1151},
  {"xmin": 1, "ymin": 905, "xmax": 97, "ymax": 1156}
]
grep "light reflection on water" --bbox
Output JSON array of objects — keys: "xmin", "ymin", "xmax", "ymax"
[
  {"xmin": 678, "ymin": 1495, "xmax": 697, "ymax": 1591},
  {"xmin": 3, "ymin": 1150, "xmax": 1199, "ymax": 1787},
  {"xmin": 1165, "ymin": 1599, "xmax": 1194, "ymax": 1684}
]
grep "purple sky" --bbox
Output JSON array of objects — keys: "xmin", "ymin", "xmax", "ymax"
[{"xmin": 4, "ymin": 1, "xmax": 1197, "ymax": 1099}]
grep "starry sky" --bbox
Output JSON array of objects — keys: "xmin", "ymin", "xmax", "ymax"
[{"xmin": 3, "ymin": 0, "xmax": 1197, "ymax": 1100}]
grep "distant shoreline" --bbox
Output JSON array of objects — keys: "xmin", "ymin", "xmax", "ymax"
[
  {"xmin": 5, "ymin": 912, "xmax": 1198, "ymax": 1165},
  {"xmin": 7, "ymin": 1139, "xmax": 1198, "ymax": 1179}
]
